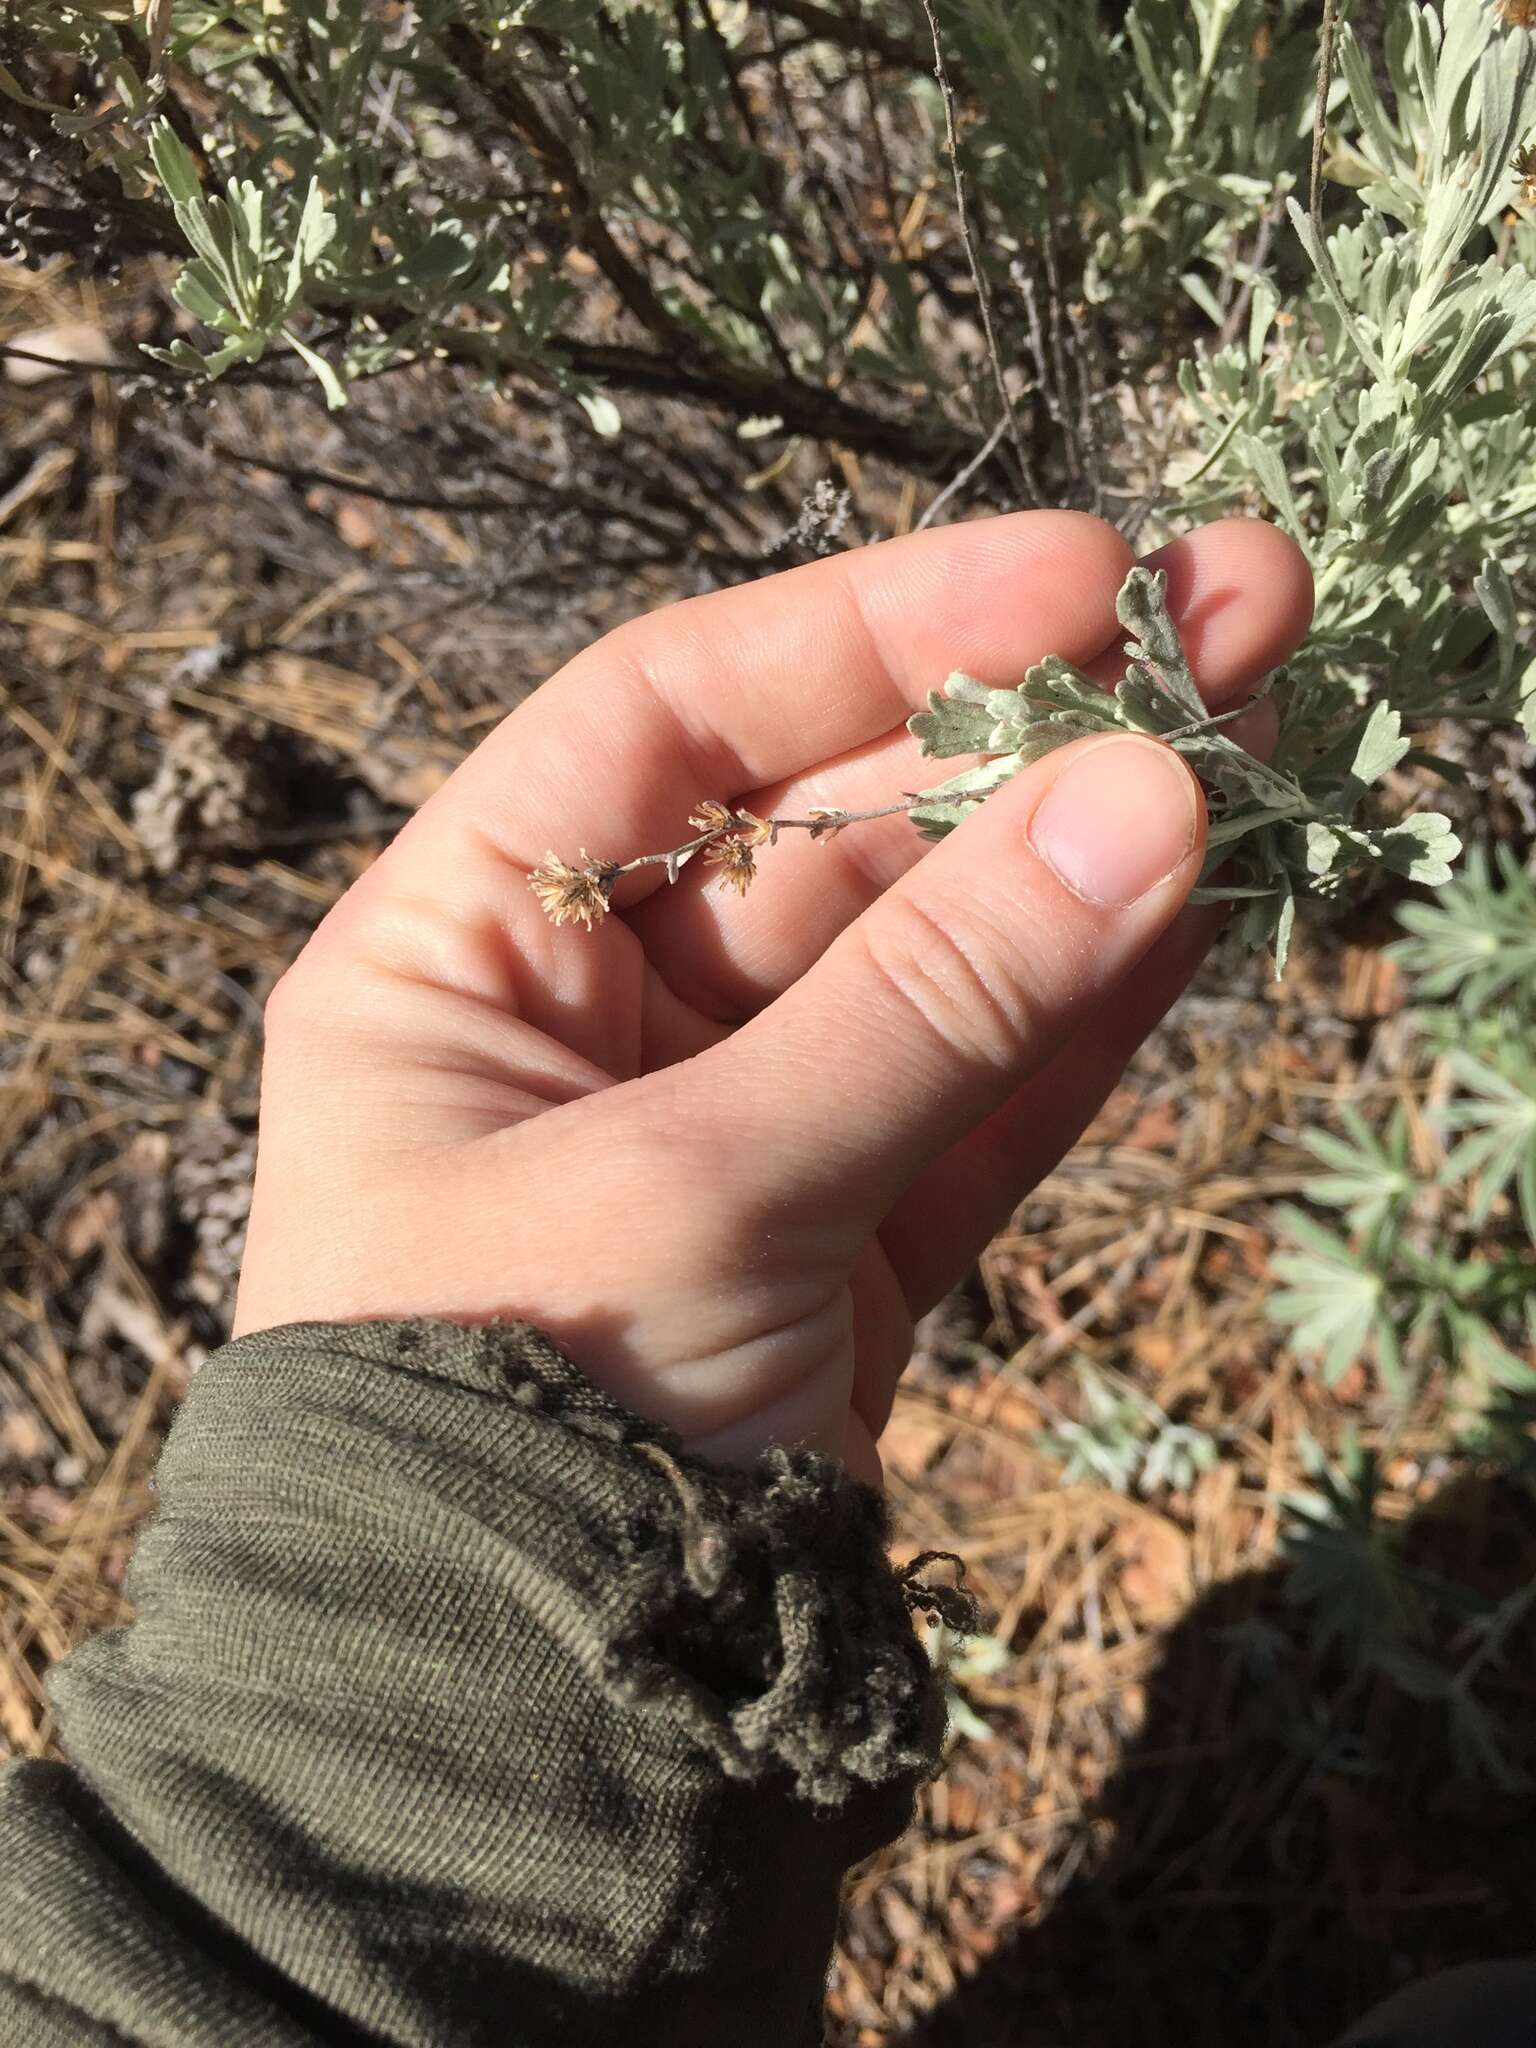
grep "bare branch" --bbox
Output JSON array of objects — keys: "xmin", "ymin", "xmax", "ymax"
[
  {"xmin": 915, "ymin": 415, "xmax": 1009, "ymax": 531},
  {"xmin": 916, "ymin": 0, "xmax": 1035, "ymax": 504},
  {"xmin": 205, "ymin": 438, "xmax": 673, "ymax": 540},
  {"xmin": 1311, "ymin": 0, "xmax": 1340, "ymax": 224}
]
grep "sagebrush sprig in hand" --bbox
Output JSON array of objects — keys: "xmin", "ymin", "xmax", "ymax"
[
  {"xmin": 911, "ymin": 565, "xmax": 1461, "ymax": 970},
  {"xmin": 529, "ymin": 563, "xmax": 1462, "ymax": 973},
  {"xmin": 904, "ymin": 564, "xmax": 1273, "ymax": 838},
  {"xmin": 529, "ymin": 566, "xmax": 1276, "ymax": 929}
]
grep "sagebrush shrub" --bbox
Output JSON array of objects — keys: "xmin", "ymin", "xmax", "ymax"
[
  {"xmin": 3, "ymin": 1, "xmax": 1531, "ymax": 959},
  {"xmin": 1273, "ymin": 845, "xmax": 1536, "ymax": 1401}
]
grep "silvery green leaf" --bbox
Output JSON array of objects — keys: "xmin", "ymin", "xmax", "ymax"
[
  {"xmin": 909, "ymin": 755, "xmax": 1027, "ymax": 840},
  {"xmin": 140, "ymin": 339, "xmax": 208, "ymax": 375},
  {"xmin": 1115, "ymin": 656, "xmax": 1210, "ymax": 736},
  {"xmin": 1238, "ymin": 434, "xmax": 1308, "ymax": 548},
  {"xmin": 1019, "ymin": 656, "xmax": 1120, "ymax": 738},
  {"xmin": 1350, "ymin": 701, "xmax": 1410, "ymax": 786},
  {"xmin": 230, "ymin": 177, "xmax": 263, "ymax": 259},
  {"xmin": 1185, "ymin": 730, "xmax": 1307, "ymax": 810},
  {"xmin": 1473, "ymin": 559, "xmax": 1517, "ymax": 693},
  {"xmin": 141, "ymin": 333, "xmax": 259, "ymax": 380},
  {"xmin": 1272, "ymin": 893, "xmax": 1295, "ymax": 974},
  {"xmin": 1433, "ymin": 0, "xmax": 1490, "ymax": 148},
  {"xmin": 1259, "ymin": 882, "xmax": 1296, "ymax": 973},
  {"xmin": 909, "ymin": 673, "xmax": 1001, "ymax": 759},
  {"xmin": 1301, "ymin": 1106, "xmax": 1414, "ymax": 1237},
  {"xmin": 1189, "ymin": 882, "xmax": 1282, "ymax": 905},
  {"xmin": 904, "ymin": 797, "xmax": 969, "ymax": 842},
  {"xmin": 1248, "ymin": 275, "xmax": 1280, "ymax": 364},
  {"xmin": 1379, "ymin": 814, "xmax": 1461, "ymax": 887},
  {"xmin": 1180, "ymin": 270, "xmax": 1225, "ymax": 327},
  {"xmin": 172, "ymin": 260, "xmax": 230, "ymax": 328},
  {"xmin": 147, "ymin": 117, "xmax": 203, "ymax": 205},
  {"xmin": 577, "ymin": 391, "xmax": 623, "ymax": 437},
  {"xmin": 1295, "ymin": 819, "xmax": 1375, "ymax": 887},
  {"xmin": 1520, "ymin": 659, "xmax": 1536, "ymax": 744},
  {"xmin": 285, "ymin": 179, "xmax": 337, "ymax": 306},
  {"xmin": 1465, "ymin": 25, "xmax": 1536, "ymax": 232},
  {"xmin": 921, "ymin": 756, "xmax": 1026, "ymax": 801},
  {"xmin": 912, "ymin": 654, "xmax": 1122, "ymax": 766},
  {"xmin": 1287, "ymin": 199, "xmax": 1389, "ymax": 382},
  {"xmin": 282, "ymin": 328, "xmax": 346, "ymax": 409},
  {"xmin": 1336, "ymin": 25, "xmax": 1402, "ymax": 177},
  {"xmin": 1115, "ymin": 567, "xmax": 1206, "ymax": 721},
  {"xmin": 1020, "ymin": 654, "xmax": 1104, "ymax": 710},
  {"xmin": 168, "ymin": 195, "xmax": 233, "ymax": 294},
  {"xmin": 1269, "ymin": 1207, "xmax": 1387, "ymax": 1381},
  {"xmin": 982, "ymin": 694, "xmax": 1053, "ymax": 752},
  {"xmin": 1204, "ymin": 802, "xmax": 1305, "ymax": 852},
  {"xmin": 1415, "ymin": 312, "xmax": 1513, "ymax": 436},
  {"xmin": 1389, "ymin": 845, "xmax": 1536, "ymax": 1008},
  {"xmin": 1177, "ymin": 354, "xmax": 1220, "ymax": 428},
  {"xmin": 1306, "ymin": 822, "xmax": 1343, "ymax": 877},
  {"xmin": 1440, "ymin": 1049, "xmax": 1536, "ymax": 1239},
  {"xmin": 377, "ymin": 225, "xmax": 487, "ymax": 293},
  {"xmin": 1360, "ymin": 447, "xmax": 1405, "ymax": 509},
  {"xmin": 1014, "ymin": 717, "xmax": 1108, "ymax": 762},
  {"xmin": 215, "ymin": 181, "xmax": 264, "ymax": 321}
]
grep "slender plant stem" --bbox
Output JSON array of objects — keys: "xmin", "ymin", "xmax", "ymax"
[
  {"xmin": 916, "ymin": 414, "xmax": 1010, "ymax": 531},
  {"xmin": 771, "ymin": 798, "xmax": 922, "ymax": 832},
  {"xmin": 588, "ymin": 689, "xmax": 1274, "ymax": 898},
  {"xmin": 1217, "ymin": 193, "xmax": 1286, "ymax": 350},
  {"xmin": 917, "ymin": 0, "xmax": 1035, "ymax": 504},
  {"xmin": 615, "ymin": 831, "xmax": 727, "ymax": 876},
  {"xmin": 609, "ymin": 797, "xmax": 928, "ymax": 882},
  {"xmin": 1311, "ymin": 0, "xmax": 1340, "ymax": 224}
]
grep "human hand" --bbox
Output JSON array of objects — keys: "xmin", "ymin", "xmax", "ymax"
[{"xmin": 235, "ymin": 512, "xmax": 1311, "ymax": 1483}]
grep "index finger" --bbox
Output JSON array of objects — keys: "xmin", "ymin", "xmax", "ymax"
[
  {"xmin": 293, "ymin": 511, "xmax": 1135, "ymax": 1076},
  {"xmin": 379, "ymin": 509, "xmax": 1134, "ymax": 895}
]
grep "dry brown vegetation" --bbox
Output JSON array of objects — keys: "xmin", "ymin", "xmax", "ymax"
[{"xmin": 2, "ymin": 257, "xmax": 1534, "ymax": 2048}]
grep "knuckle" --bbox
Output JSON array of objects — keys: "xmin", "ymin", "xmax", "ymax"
[
  {"xmin": 260, "ymin": 887, "xmax": 403, "ymax": 1045},
  {"xmin": 260, "ymin": 962, "xmax": 306, "ymax": 1040},
  {"xmin": 857, "ymin": 891, "xmax": 1036, "ymax": 1077},
  {"xmin": 261, "ymin": 947, "xmax": 344, "ymax": 1043}
]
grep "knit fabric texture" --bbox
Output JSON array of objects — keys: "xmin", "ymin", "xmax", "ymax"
[{"xmin": 0, "ymin": 1318, "xmax": 959, "ymax": 2046}]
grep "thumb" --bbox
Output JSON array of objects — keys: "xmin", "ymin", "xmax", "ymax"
[{"xmin": 697, "ymin": 733, "xmax": 1206, "ymax": 1233}]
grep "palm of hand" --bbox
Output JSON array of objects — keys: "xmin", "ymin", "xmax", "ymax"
[{"xmin": 237, "ymin": 511, "xmax": 1310, "ymax": 1481}]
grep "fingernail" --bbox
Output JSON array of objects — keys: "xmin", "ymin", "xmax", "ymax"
[{"xmin": 1028, "ymin": 737, "xmax": 1199, "ymax": 907}]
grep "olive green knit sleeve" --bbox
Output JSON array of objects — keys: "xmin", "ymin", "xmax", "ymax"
[{"xmin": 0, "ymin": 1320, "xmax": 962, "ymax": 2048}]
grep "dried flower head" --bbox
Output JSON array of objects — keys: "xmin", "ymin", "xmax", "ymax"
[
  {"xmin": 1498, "ymin": 0, "xmax": 1536, "ymax": 27},
  {"xmin": 688, "ymin": 799, "xmax": 735, "ymax": 834},
  {"xmin": 1514, "ymin": 141, "xmax": 1536, "ymax": 207},
  {"xmin": 704, "ymin": 834, "xmax": 757, "ymax": 895},
  {"xmin": 688, "ymin": 800, "xmax": 774, "ymax": 847},
  {"xmin": 528, "ymin": 851, "xmax": 614, "ymax": 930}
]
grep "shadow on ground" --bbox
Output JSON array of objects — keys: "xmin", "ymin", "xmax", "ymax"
[{"xmin": 899, "ymin": 1472, "xmax": 1536, "ymax": 2048}]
